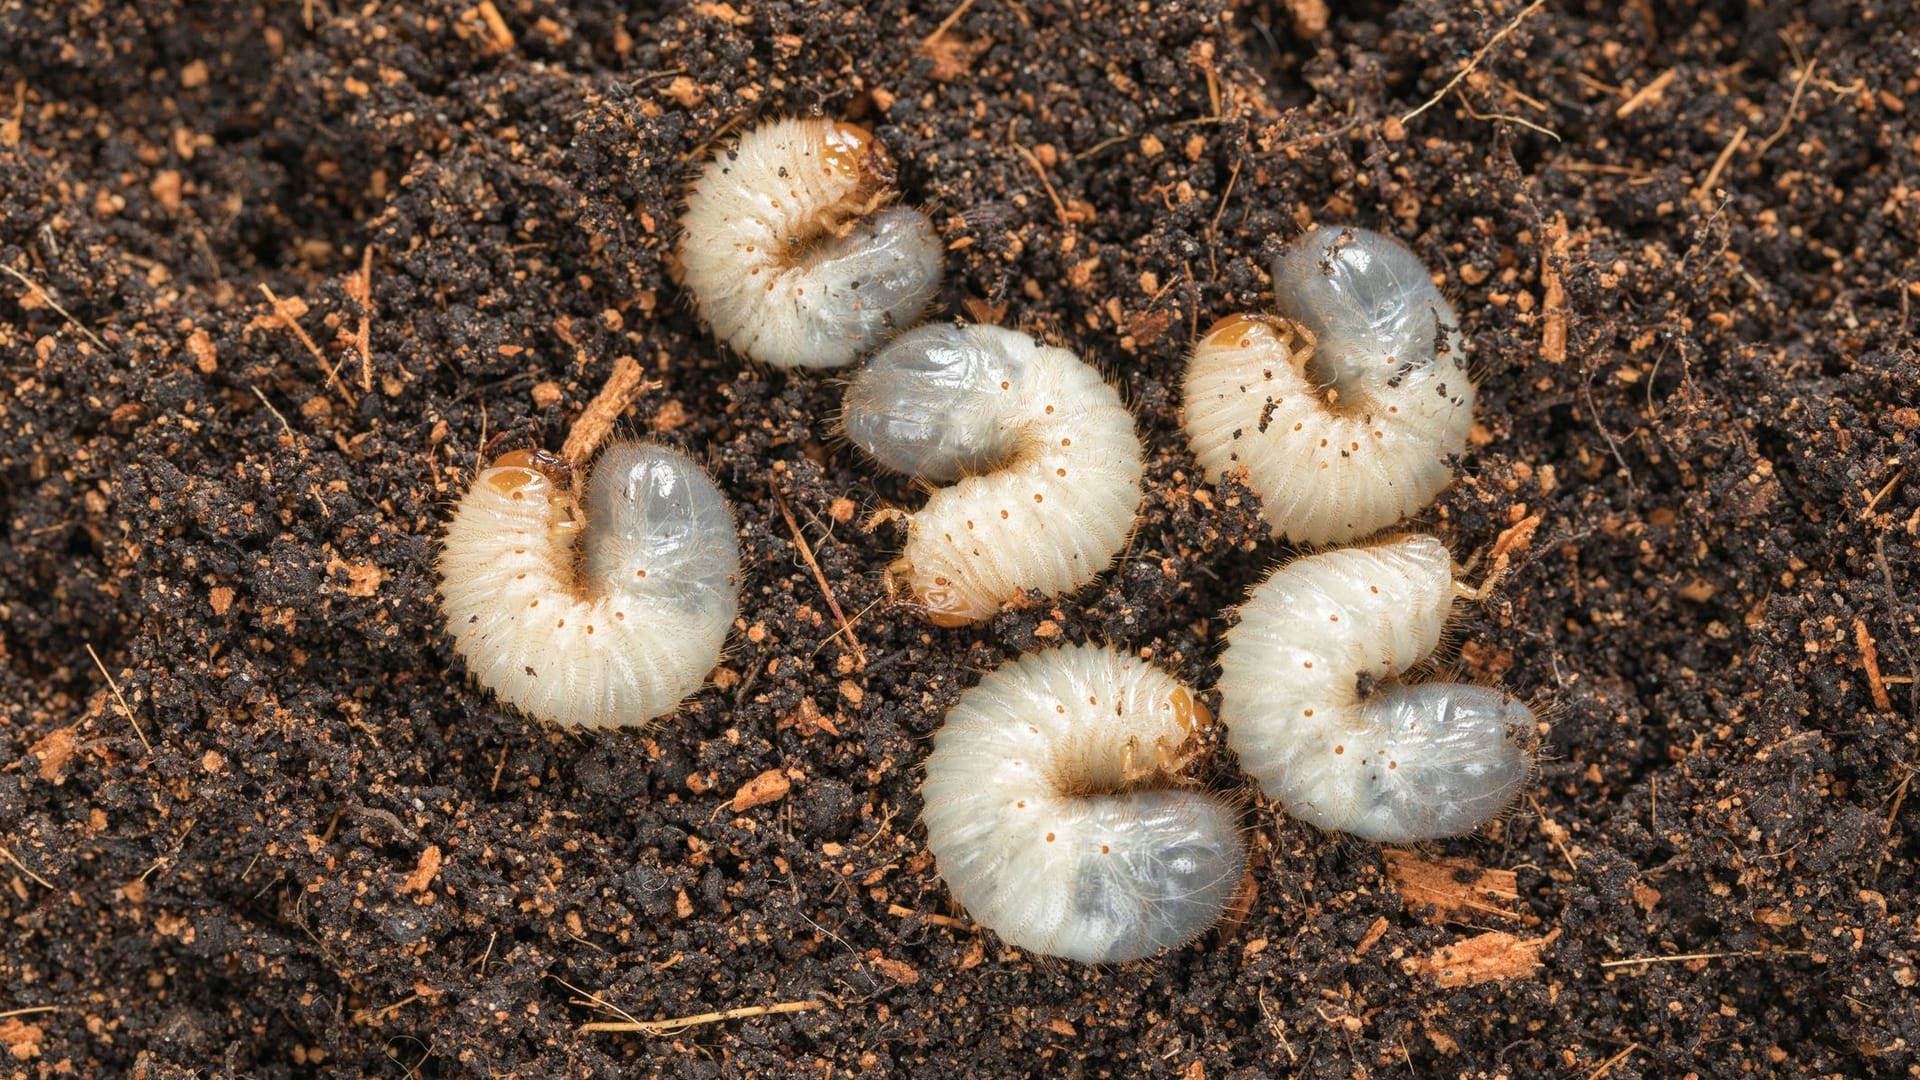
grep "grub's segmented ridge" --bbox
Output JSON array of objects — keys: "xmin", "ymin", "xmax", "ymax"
[
  {"xmin": 921, "ymin": 644, "xmax": 1246, "ymax": 963},
  {"xmin": 1184, "ymin": 225, "xmax": 1476, "ymax": 545},
  {"xmin": 437, "ymin": 442, "xmax": 741, "ymax": 728},
  {"xmin": 1217, "ymin": 535, "xmax": 1537, "ymax": 842},
  {"xmin": 677, "ymin": 117, "xmax": 944, "ymax": 369},
  {"xmin": 842, "ymin": 323, "xmax": 1144, "ymax": 625}
]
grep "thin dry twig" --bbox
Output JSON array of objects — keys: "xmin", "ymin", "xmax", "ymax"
[
  {"xmin": 1459, "ymin": 90, "xmax": 1561, "ymax": 141},
  {"xmin": 1009, "ymin": 121, "xmax": 1075, "ymax": 228},
  {"xmin": 1600, "ymin": 949, "xmax": 1805, "ymax": 968},
  {"xmin": 0, "ymin": 263, "xmax": 108, "ymax": 350},
  {"xmin": 0, "ymin": 1006, "xmax": 61, "ymax": 1020},
  {"xmin": 1615, "ymin": 69, "xmax": 1676, "ymax": 117},
  {"xmin": 1872, "ymin": 536, "xmax": 1919, "ymax": 714},
  {"xmin": 352, "ymin": 994, "xmax": 422, "ymax": 1025},
  {"xmin": 1875, "ymin": 764, "xmax": 1911, "ymax": 882},
  {"xmin": 1586, "ymin": 1044, "xmax": 1641, "ymax": 1080},
  {"xmin": 1527, "ymin": 793, "xmax": 1580, "ymax": 872},
  {"xmin": 258, "ymin": 284, "xmax": 357, "ymax": 406},
  {"xmin": 773, "ymin": 491, "xmax": 869, "ymax": 669},
  {"xmin": 921, "ymin": 0, "xmax": 978, "ymax": 45},
  {"xmin": 1208, "ymin": 155, "xmax": 1243, "ymax": 236},
  {"xmin": 1862, "ymin": 465, "xmax": 1905, "ymax": 519},
  {"xmin": 0, "ymin": 843, "xmax": 53, "ymax": 890},
  {"xmin": 250, "ymin": 385, "xmax": 295, "ymax": 436},
  {"xmin": 86, "ymin": 642, "xmax": 151, "ymax": 752},
  {"xmin": 549, "ymin": 975, "xmax": 642, "ymax": 1030},
  {"xmin": 581, "ymin": 999, "xmax": 824, "ymax": 1035},
  {"xmin": 1401, "ymin": 0, "xmax": 1547, "ymax": 125},
  {"xmin": 1693, "ymin": 123, "xmax": 1748, "ymax": 202},
  {"xmin": 1754, "ymin": 42, "xmax": 1821, "ymax": 158}
]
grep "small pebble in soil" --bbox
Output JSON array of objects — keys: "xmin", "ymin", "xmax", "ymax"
[
  {"xmin": 1218, "ymin": 534, "xmax": 1538, "ymax": 842},
  {"xmin": 1184, "ymin": 225, "xmax": 1475, "ymax": 545},
  {"xmin": 921, "ymin": 644, "xmax": 1245, "ymax": 963},
  {"xmin": 438, "ymin": 442, "xmax": 740, "ymax": 727},
  {"xmin": 842, "ymin": 323, "xmax": 1144, "ymax": 625},
  {"xmin": 678, "ymin": 117, "xmax": 943, "ymax": 369}
]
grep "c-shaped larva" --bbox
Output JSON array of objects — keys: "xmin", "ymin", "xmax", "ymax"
[
  {"xmin": 677, "ymin": 117, "xmax": 944, "ymax": 369},
  {"xmin": 842, "ymin": 323, "xmax": 1145, "ymax": 625},
  {"xmin": 1184, "ymin": 225, "xmax": 1475, "ymax": 545},
  {"xmin": 438, "ymin": 442, "xmax": 741, "ymax": 728},
  {"xmin": 1217, "ymin": 535, "xmax": 1536, "ymax": 842},
  {"xmin": 921, "ymin": 645, "xmax": 1246, "ymax": 963}
]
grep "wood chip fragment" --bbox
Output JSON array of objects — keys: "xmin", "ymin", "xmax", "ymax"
[
  {"xmin": 1540, "ymin": 214, "xmax": 1569, "ymax": 363},
  {"xmin": 186, "ymin": 328, "xmax": 217, "ymax": 373},
  {"xmin": 1405, "ymin": 929, "xmax": 1556, "ymax": 987},
  {"xmin": 778, "ymin": 697, "xmax": 840, "ymax": 738},
  {"xmin": 559, "ymin": 355, "xmax": 658, "ymax": 465},
  {"xmin": 868, "ymin": 955, "xmax": 919, "ymax": 984},
  {"xmin": 0, "ymin": 1017, "xmax": 45, "ymax": 1061},
  {"xmin": 885, "ymin": 903, "xmax": 975, "ymax": 932},
  {"xmin": 1856, "ymin": 617, "xmax": 1893, "ymax": 712},
  {"xmin": 401, "ymin": 845, "xmax": 442, "ymax": 894},
  {"xmin": 1488, "ymin": 511, "xmax": 1543, "ymax": 585},
  {"xmin": 1282, "ymin": 0, "xmax": 1328, "ymax": 36},
  {"xmin": 731, "ymin": 769, "xmax": 792, "ymax": 812},
  {"xmin": 691, "ymin": 2, "xmax": 751, "ymax": 26},
  {"xmin": 475, "ymin": 1, "xmax": 515, "ymax": 51},
  {"xmin": 29, "ymin": 727, "xmax": 78, "ymax": 783},
  {"xmin": 1383, "ymin": 849, "xmax": 1524, "ymax": 924},
  {"xmin": 327, "ymin": 556, "xmax": 386, "ymax": 598},
  {"xmin": 1353, "ymin": 915, "xmax": 1390, "ymax": 957}
]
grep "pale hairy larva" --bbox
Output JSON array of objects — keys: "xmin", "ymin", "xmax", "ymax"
[
  {"xmin": 677, "ymin": 117, "xmax": 944, "ymax": 369},
  {"xmin": 921, "ymin": 645, "xmax": 1246, "ymax": 963},
  {"xmin": 842, "ymin": 323, "xmax": 1145, "ymax": 625},
  {"xmin": 438, "ymin": 442, "xmax": 741, "ymax": 728},
  {"xmin": 1217, "ymin": 534, "xmax": 1537, "ymax": 843},
  {"xmin": 1184, "ymin": 225, "xmax": 1475, "ymax": 545}
]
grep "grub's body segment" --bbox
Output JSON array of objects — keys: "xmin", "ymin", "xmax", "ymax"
[
  {"xmin": 678, "ymin": 118, "xmax": 943, "ymax": 369},
  {"xmin": 921, "ymin": 645, "xmax": 1245, "ymax": 963},
  {"xmin": 843, "ymin": 324, "xmax": 1144, "ymax": 625},
  {"xmin": 1184, "ymin": 226, "xmax": 1475, "ymax": 545},
  {"xmin": 438, "ymin": 443, "xmax": 740, "ymax": 728},
  {"xmin": 1218, "ymin": 535, "xmax": 1536, "ymax": 842}
]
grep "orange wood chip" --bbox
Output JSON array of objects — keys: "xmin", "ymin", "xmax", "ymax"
[
  {"xmin": 1406, "ymin": 929, "xmax": 1558, "ymax": 988},
  {"xmin": 731, "ymin": 769, "xmax": 792, "ymax": 812},
  {"xmin": 1383, "ymin": 848, "xmax": 1527, "ymax": 924}
]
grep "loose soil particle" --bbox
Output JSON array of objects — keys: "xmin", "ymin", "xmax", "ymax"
[{"xmin": 1, "ymin": 1, "xmax": 1917, "ymax": 1077}]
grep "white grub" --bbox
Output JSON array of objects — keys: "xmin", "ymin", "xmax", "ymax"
[
  {"xmin": 1184, "ymin": 225, "xmax": 1475, "ymax": 545},
  {"xmin": 438, "ymin": 442, "xmax": 740, "ymax": 728},
  {"xmin": 677, "ymin": 117, "xmax": 943, "ymax": 369},
  {"xmin": 1218, "ymin": 535, "xmax": 1537, "ymax": 843},
  {"xmin": 921, "ymin": 645, "xmax": 1246, "ymax": 963},
  {"xmin": 842, "ymin": 323, "xmax": 1144, "ymax": 625}
]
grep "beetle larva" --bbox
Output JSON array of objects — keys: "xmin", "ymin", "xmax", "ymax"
[
  {"xmin": 438, "ymin": 442, "xmax": 740, "ymax": 728},
  {"xmin": 1217, "ymin": 534, "xmax": 1536, "ymax": 842},
  {"xmin": 921, "ymin": 645, "xmax": 1246, "ymax": 963},
  {"xmin": 1184, "ymin": 226, "xmax": 1475, "ymax": 545},
  {"xmin": 677, "ymin": 117, "xmax": 944, "ymax": 369},
  {"xmin": 842, "ymin": 323, "xmax": 1144, "ymax": 625}
]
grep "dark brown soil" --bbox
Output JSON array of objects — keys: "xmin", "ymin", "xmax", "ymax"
[{"xmin": 3, "ymin": 1, "xmax": 1916, "ymax": 1077}]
